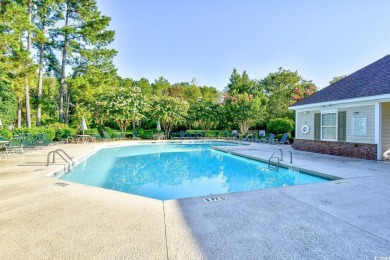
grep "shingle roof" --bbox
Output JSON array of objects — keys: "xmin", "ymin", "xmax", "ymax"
[{"xmin": 290, "ymin": 55, "xmax": 390, "ymax": 107}]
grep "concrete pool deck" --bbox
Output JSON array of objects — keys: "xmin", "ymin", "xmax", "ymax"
[{"xmin": 0, "ymin": 140, "xmax": 389, "ymax": 259}]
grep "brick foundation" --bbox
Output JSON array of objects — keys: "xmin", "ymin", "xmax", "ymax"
[{"xmin": 293, "ymin": 139, "xmax": 377, "ymax": 160}]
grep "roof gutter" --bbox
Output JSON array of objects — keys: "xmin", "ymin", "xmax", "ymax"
[{"xmin": 289, "ymin": 93, "xmax": 390, "ymax": 110}]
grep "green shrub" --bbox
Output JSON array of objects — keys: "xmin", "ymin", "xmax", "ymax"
[
  {"xmin": 103, "ymin": 127, "xmax": 115, "ymax": 138},
  {"xmin": 0, "ymin": 129, "xmax": 13, "ymax": 139},
  {"xmin": 47, "ymin": 123, "xmax": 76, "ymax": 141},
  {"xmin": 135, "ymin": 128, "xmax": 146, "ymax": 139},
  {"xmin": 266, "ymin": 118, "xmax": 294, "ymax": 135}
]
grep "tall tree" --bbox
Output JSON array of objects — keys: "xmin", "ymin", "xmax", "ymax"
[
  {"xmin": 56, "ymin": 0, "xmax": 115, "ymax": 123},
  {"xmin": 152, "ymin": 76, "xmax": 170, "ymax": 96},
  {"xmin": 225, "ymin": 68, "xmax": 259, "ymax": 95},
  {"xmin": 260, "ymin": 68, "xmax": 317, "ymax": 120},
  {"xmin": 33, "ymin": 0, "xmax": 63, "ymax": 126},
  {"xmin": 329, "ymin": 75, "xmax": 346, "ymax": 85},
  {"xmin": 149, "ymin": 96, "xmax": 189, "ymax": 138},
  {"xmin": 223, "ymin": 93, "xmax": 266, "ymax": 134},
  {"xmin": 0, "ymin": 1, "xmax": 36, "ymax": 127},
  {"xmin": 105, "ymin": 85, "xmax": 147, "ymax": 137}
]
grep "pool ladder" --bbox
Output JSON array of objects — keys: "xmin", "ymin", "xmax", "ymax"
[
  {"xmin": 47, "ymin": 149, "xmax": 75, "ymax": 172},
  {"xmin": 268, "ymin": 149, "xmax": 293, "ymax": 171}
]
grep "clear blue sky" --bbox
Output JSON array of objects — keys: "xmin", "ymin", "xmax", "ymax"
[{"xmin": 96, "ymin": 0, "xmax": 390, "ymax": 90}]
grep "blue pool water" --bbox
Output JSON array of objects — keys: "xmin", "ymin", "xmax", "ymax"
[{"xmin": 60, "ymin": 142, "xmax": 328, "ymax": 200}]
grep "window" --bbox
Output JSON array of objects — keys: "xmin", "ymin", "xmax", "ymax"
[{"xmin": 321, "ymin": 113, "xmax": 337, "ymax": 140}]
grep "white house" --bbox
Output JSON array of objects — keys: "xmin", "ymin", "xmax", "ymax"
[{"xmin": 289, "ymin": 55, "xmax": 390, "ymax": 160}]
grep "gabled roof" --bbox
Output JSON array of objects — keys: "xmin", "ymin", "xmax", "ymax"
[{"xmin": 290, "ymin": 55, "xmax": 390, "ymax": 108}]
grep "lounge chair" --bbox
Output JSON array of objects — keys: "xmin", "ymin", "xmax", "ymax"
[
  {"xmin": 229, "ymin": 130, "xmax": 239, "ymax": 140},
  {"xmin": 0, "ymin": 137, "xmax": 9, "ymax": 158},
  {"xmin": 92, "ymin": 133, "xmax": 103, "ymax": 142},
  {"xmin": 249, "ymin": 133, "xmax": 256, "ymax": 142},
  {"xmin": 103, "ymin": 131, "xmax": 112, "ymax": 141},
  {"xmin": 1, "ymin": 138, "xmax": 24, "ymax": 157},
  {"xmin": 223, "ymin": 131, "xmax": 228, "ymax": 139},
  {"xmin": 179, "ymin": 131, "xmax": 185, "ymax": 139},
  {"xmin": 186, "ymin": 132, "xmax": 193, "ymax": 139},
  {"xmin": 264, "ymin": 133, "xmax": 277, "ymax": 144},
  {"xmin": 132, "ymin": 131, "xmax": 140, "ymax": 140},
  {"xmin": 255, "ymin": 133, "xmax": 265, "ymax": 142},
  {"xmin": 194, "ymin": 132, "xmax": 199, "ymax": 138},
  {"xmin": 201, "ymin": 131, "xmax": 206, "ymax": 138},
  {"xmin": 215, "ymin": 131, "xmax": 220, "ymax": 139},
  {"xmin": 37, "ymin": 133, "xmax": 53, "ymax": 146},
  {"xmin": 240, "ymin": 133, "xmax": 250, "ymax": 141},
  {"xmin": 25, "ymin": 133, "xmax": 45, "ymax": 148},
  {"xmin": 115, "ymin": 132, "xmax": 123, "ymax": 140},
  {"xmin": 277, "ymin": 133, "xmax": 290, "ymax": 144}
]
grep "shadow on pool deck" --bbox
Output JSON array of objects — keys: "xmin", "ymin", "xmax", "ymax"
[{"xmin": 0, "ymin": 140, "xmax": 389, "ymax": 259}]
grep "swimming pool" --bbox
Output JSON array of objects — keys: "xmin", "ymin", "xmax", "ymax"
[{"xmin": 59, "ymin": 142, "xmax": 329, "ymax": 200}]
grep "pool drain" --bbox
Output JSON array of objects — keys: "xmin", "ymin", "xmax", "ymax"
[
  {"xmin": 203, "ymin": 197, "xmax": 226, "ymax": 202},
  {"xmin": 54, "ymin": 182, "xmax": 69, "ymax": 187}
]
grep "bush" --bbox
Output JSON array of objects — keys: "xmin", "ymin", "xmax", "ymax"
[
  {"xmin": 100, "ymin": 127, "xmax": 115, "ymax": 138},
  {"xmin": 0, "ymin": 129, "xmax": 13, "ymax": 139},
  {"xmin": 47, "ymin": 123, "xmax": 76, "ymax": 141},
  {"xmin": 266, "ymin": 118, "xmax": 294, "ymax": 135},
  {"xmin": 135, "ymin": 128, "xmax": 146, "ymax": 139}
]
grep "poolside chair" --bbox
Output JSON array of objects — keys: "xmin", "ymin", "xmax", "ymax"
[
  {"xmin": 92, "ymin": 132, "xmax": 103, "ymax": 142},
  {"xmin": 115, "ymin": 132, "xmax": 123, "ymax": 140},
  {"xmin": 277, "ymin": 133, "xmax": 290, "ymax": 145},
  {"xmin": 240, "ymin": 133, "xmax": 250, "ymax": 141},
  {"xmin": 0, "ymin": 137, "xmax": 9, "ymax": 158},
  {"xmin": 194, "ymin": 132, "xmax": 199, "ymax": 138},
  {"xmin": 37, "ymin": 133, "xmax": 53, "ymax": 146},
  {"xmin": 179, "ymin": 131, "xmax": 185, "ymax": 139},
  {"xmin": 223, "ymin": 131, "xmax": 228, "ymax": 139},
  {"xmin": 201, "ymin": 131, "xmax": 206, "ymax": 138},
  {"xmin": 255, "ymin": 133, "xmax": 265, "ymax": 142},
  {"xmin": 215, "ymin": 131, "xmax": 220, "ymax": 139},
  {"xmin": 264, "ymin": 133, "xmax": 277, "ymax": 144},
  {"xmin": 230, "ymin": 130, "xmax": 239, "ymax": 140},
  {"xmin": 103, "ymin": 131, "xmax": 112, "ymax": 141},
  {"xmin": 2, "ymin": 138, "xmax": 24, "ymax": 157},
  {"xmin": 186, "ymin": 132, "xmax": 193, "ymax": 139},
  {"xmin": 132, "ymin": 131, "xmax": 140, "ymax": 140},
  {"xmin": 249, "ymin": 132, "xmax": 256, "ymax": 142},
  {"xmin": 25, "ymin": 133, "xmax": 45, "ymax": 148}
]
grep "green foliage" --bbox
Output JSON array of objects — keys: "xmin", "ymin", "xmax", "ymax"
[
  {"xmin": 13, "ymin": 127, "xmax": 55, "ymax": 140},
  {"xmin": 47, "ymin": 123, "xmax": 77, "ymax": 140},
  {"xmin": 0, "ymin": 129, "xmax": 13, "ymax": 139},
  {"xmin": 0, "ymin": 81, "xmax": 17, "ymax": 127},
  {"xmin": 105, "ymin": 85, "xmax": 147, "ymax": 137},
  {"xmin": 266, "ymin": 118, "xmax": 294, "ymax": 135},
  {"xmin": 225, "ymin": 68, "xmax": 260, "ymax": 95},
  {"xmin": 188, "ymin": 100, "xmax": 221, "ymax": 131},
  {"xmin": 152, "ymin": 77, "xmax": 170, "ymax": 95},
  {"xmin": 329, "ymin": 75, "xmax": 347, "ymax": 85},
  {"xmin": 261, "ymin": 68, "xmax": 317, "ymax": 121},
  {"xmin": 223, "ymin": 93, "xmax": 266, "ymax": 134},
  {"xmin": 149, "ymin": 96, "xmax": 189, "ymax": 137}
]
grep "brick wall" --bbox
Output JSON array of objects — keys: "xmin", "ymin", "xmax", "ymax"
[{"xmin": 293, "ymin": 139, "xmax": 377, "ymax": 160}]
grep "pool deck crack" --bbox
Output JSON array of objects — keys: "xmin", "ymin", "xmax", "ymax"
[
  {"xmin": 162, "ymin": 201, "xmax": 169, "ymax": 260},
  {"xmin": 277, "ymin": 189, "xmax": 390, "ymax": 243}
]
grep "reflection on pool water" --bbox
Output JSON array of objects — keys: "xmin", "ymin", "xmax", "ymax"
[{"xmin": 59, "ymin": 142, "xmax": 328, "ymax": 200}]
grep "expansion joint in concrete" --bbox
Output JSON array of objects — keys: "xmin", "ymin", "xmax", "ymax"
[{"xmin": 162, "ymin": 201, "xmax": 169, "ymax": 260}]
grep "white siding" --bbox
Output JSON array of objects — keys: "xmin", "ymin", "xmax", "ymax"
[
  {"xmin": 344, "ymin": 105, "xmax": 375, "ymax": 144},
  {"xmin": 382, "ymin": 103, "xmax": 390, "ymax": 159},
  {"xmin": 296, "ymin": 111, "xmax": 318, "ymax": 140}
]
